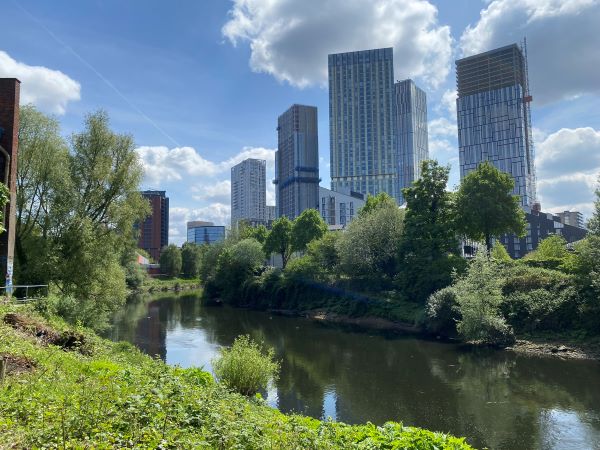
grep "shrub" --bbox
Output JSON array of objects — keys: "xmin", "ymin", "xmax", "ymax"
[
  {"xmin": 212, "ymin": 335, "xmax": 280, "ymax": 396},
  {"xmin": 426, "ymin": 287, "xmax": 461, "ymax": 337}
]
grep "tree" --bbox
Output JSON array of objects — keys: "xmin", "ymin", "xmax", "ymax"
[
  {"xmin": 264, "ymin": 216, "xmax": 293, "ymax": 268},
  {"xmin": 398, "ymin": 160, "xmax": 462, "ymax": 302},
  {"xmin": 358, "ymin": 192, "xmax": 397, "ymax": 217},
  {"xmin": 181, "ymin": 242, "xmax": 203, "ymax": 278},
  {"xmin": 160, "ymin": 244, "xmax": 182, "ymax": 278},
  {"xmin": 214, "ymin": 238, "xmax": 265, "ymax": 302},
  {"xmin": 490, "ymin": 242, "xmax": 513, "ymax": 264},
  {"xmin": 337, "ymin": 203, "xmax": 404, "ymax": 285},
  {"xmin": 587, "ymin": 176, "xmax": 600, "ymax": 235},
  {"xmin": 291, "ymin": 208, "xmax": 327, "ymax": 252},
  {"xmin": 455, "ymin": 161, "xmax": 526, "ymax": 252},
  {"xmin": 306, "ymin": 232, "xmax": 340, "ymax": 274},
  {"xmin": 240, "ymin": 223, "xmax": 268, "ymax": 244}
]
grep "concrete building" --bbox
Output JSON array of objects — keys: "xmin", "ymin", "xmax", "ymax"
[
  {"xmin": 319, "ymin": 187, "xmax": 365, "ymax": 228},
  {"xmin": 231, "ymin": 158, "xmax": 266, "ymax": 227},
  {"xmin": 395, "ymin": 79, "xmax": 429, "ymax": 203},
  {"xmin": 137, "ymin": 190, "xmax": 169, "ymax": 261},
  {"xmin": 328, "ymin": 48, "xmax": 398, "ymax": 202},
  {"xmin": 0, "ymin": 78, "xmax": 20, "ymax": 289},
  {"xmin": 275, "ymin": 104, "xmax": 319, "ymax": 220},
  {"xmin": 456, "ymin": 43, "xmax": 536, "ymax": 207},
  {"xmin": 556, "ymin": 211, "xmax": 585, "ymax": 229},
  {"xmin": 187, "ymin": 221, "xmax": 225, "ymax": 245}
]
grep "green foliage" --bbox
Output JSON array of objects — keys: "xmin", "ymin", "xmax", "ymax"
[
  {"xmin": 0, "ymin": 182, "xmax": 9, "ymax": 234},
  {"xmin": 587, "ymin": 176, "xmax": 600, "ymax": 235},
  {"xmin": 264, "ymin": 216, "xmax": 293, "ymax": 268},
  {"xmin": 212, "ymin": 335, "xmax": 280, "ymax": 396},
  {"xmin": 570, "ymin": 236, "xmax": 600, "ymax": 331},
  {"xmin": 291, "ymin": 208, "xmax": 328, "ymax": 252},
  {"xmin": 398, "ymin": 160, "xmax": 462, "ymax": 302},
  {"xmin": 490, "ymin": 241, "xmax": 513, "ymax": 264},
  {"xmin": 181, "ymin": 242, "xmax": 202, "ymax": 278},
  {"xmin": 455, "ymin": 161, "xmax": 526, "ymax": 252},
  {"xmin": 426, "ymin": 287, "xmax": 461, "ymax": 337},
  {"xmin": 359, "ymin": 192, "xmax": 397, "ymax": 217},
  {"xmin": 198, "ymin": 241, "xmax": 224, "ymax": 283},
  {"xmin": 124, "ymin": 259, "xmax": 147, "ymax": 290},
  {"xmin": 305, "ymin": 232, "xmax": 341, "ymax": 280},
  {"xmin": 523, "ymin": 235, "xmax": 573, "ymax": 271},
  {"xmin": 454, "ymin": 251, "xmax": 516, "ymax": 346},
  {"xmin": 337, "ymin": 202, "xmax": 405, "ymax": 285},
  {"xmin": 160, "ymin": 244, "xmax": 182, "ymax": 278},
  {"xmin": 241, "ymin": 223, "xmax": 269, "ymax": 244}
]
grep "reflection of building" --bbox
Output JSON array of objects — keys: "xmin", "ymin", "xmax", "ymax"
[
  {"xmin": 498, "ymin": 206, "xmax": 587, "ymax": 259},
  {"xmin": 231, "ymin": 158, "xmax": 266, "ymax": 227},
  {"xmin": 137, "ymin": 190, "xmax": 169, "ymax": 261},
  {"xmin": 318, "ymin": 187, "xmax": 365, "ymax": 228},
  {"xmin": 556, "ymin": 211, "xmax": 585, "ymax": 229},
  {"xmin": 395, "ymin": 79, "xmax": 429, "ymax": 204},
  {"xmin": 275, "ymin": 104, "xmax": 319, "ymax": 219},
  {"xmin": 329, "ymin": 48, "xmax": 397, "ymax": 202},
  {"xmin": 187, "ymin": 221, "xmax": 225, "ymax": 245},
  {"xmin": 456, "ymin": 43, "xmax": 536, "ymax": 207},
  {"xmin": 0, "ymin": 78, "xmax": 20, "ymax": 288}
]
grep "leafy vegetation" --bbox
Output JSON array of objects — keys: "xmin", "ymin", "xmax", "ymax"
[{"xmin": 0, "ymin": 305, "xmax": 473, "ymax": 449}]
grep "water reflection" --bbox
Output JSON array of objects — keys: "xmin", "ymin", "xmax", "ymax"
[{"xmin": 108, "ymin": 293, "xmax": 600, "ymax": 450}]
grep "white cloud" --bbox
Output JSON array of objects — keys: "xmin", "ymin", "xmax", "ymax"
[
  {"xmin": 438, "ymin": 89, "xmax": 457, "ymax": 118},
  {"xmin": 192, "ymin": 180, "xmax": 231, "ymax": 203},
  {"xmin": 0, "ymin": 50, "xmax": 80, "ymax": 115},
  {"xmin": 429, "ymin": 117, "xmax": 456, "ymax": 138},
  {"xmin": 459, "ymin": 0, "xmax": 600, "ymax": 105},
  {"xmin": 222, "ymin": 0, "xmax": 452, "ymax": 89},
  {"xmin": 169, "ymin": 204, "xmax": 232, "ymax": 245},
  {"xmin": 536, "ymin": 127, "xmax": 600, "ymax": 216},
  {"xmin": 429, "ymin": 138, "xmax": 455, "ymax": 157}
]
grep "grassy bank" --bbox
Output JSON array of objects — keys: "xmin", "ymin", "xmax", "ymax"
[
  {"xmin": 140, "ymin": 276, "xmax": 201, "ymax": 293},
  {"xmin": 0, "ymin": 303, "xmax": 473, "ymax": 449}
]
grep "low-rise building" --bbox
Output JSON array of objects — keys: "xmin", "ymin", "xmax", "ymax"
[
  {"xmin": 318, "ymin": 187, "xmax": 365, "ymax": 228},
  {"xmin": 187, "ymin": 221, "xmax": 225, "ymax": 245}
]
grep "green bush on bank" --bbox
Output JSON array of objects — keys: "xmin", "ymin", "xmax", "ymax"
[{"xmin": 0, "ymin": 305, "xmax": 473, "ymax": 449}]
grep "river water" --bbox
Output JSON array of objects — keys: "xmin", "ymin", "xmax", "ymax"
[{"xmin": 108, "ymin": 292, "xmax": 600, "ymax": 450}]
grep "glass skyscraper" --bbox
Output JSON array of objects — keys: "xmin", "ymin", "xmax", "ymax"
[
  {"xmin": 328, "ymin": 48, "xmax": 397, "ymax": 202},
  {"xmin": 274, "ymin": 104, "xmax": 320, "ymax": 220},
  {"xmin": 395, "ymin": 79, "xmax": 429, "ymax": 203},
  {"xmin": 186, "ymin": 221, "xmax": 225, "ymax": 245},
  {"xmin": 456, "ymin": 43, "xmax": 536, "ymax": 207}
]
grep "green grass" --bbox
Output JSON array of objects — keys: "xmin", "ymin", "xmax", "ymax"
[
  {"xmin": 142, "ymin": 276, "xmax": 201, "ymax": 292},
  {"xmin": 0, "ymin": 303, "xmax": 474, "ymax": 449}
]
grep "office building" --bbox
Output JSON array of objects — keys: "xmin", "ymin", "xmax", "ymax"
[
  {"xmin": 266, "ymin": 205, "xmax": 276, "ymax": 227},
  {"xmin": 274, "ymin": 104, "xmax": 319, "ymax": 220},
  {"xmin": 395, "ymin": 79, "xmax": 429, "ymax": 203},
  {"xmin": 329, "ymin": 48, "xmax": 398, "ymax": 202},
  {"xmin": 187, "ymin": 221, "xmax": 225, "ymax": 245},
  {"xmin": 137, "ymin": 190, "xmax": 169, "ymax": 261},
  {"xmin": 557, "ymin": 211, "xmax": 585, "ymax": 229},
  {"xmin": 319, "ymin": 187, "xmax": 365, "ymax": 228},
  {"xmin": 456, "ymin": 43, "xmax": 536, "ymax": 207},
  {"xmin": 231, "ymin": 158, "xmax": 266, "ymax": 227}
]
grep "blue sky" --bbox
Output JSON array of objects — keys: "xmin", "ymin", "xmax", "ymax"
[{"xmin": 3, "ymin": 0, "xmax": 600, "ymax": 244}]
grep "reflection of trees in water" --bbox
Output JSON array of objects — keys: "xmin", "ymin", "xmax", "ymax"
[{"xmin": 110, "ymin": 295, "xmax": 600, "ymax": 450}]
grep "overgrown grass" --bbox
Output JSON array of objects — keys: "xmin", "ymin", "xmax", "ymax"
[
  {"xmin": 0, "ymin": 303, "xmax": 474, "ymax": 449},
  {"xmin": 142, "ymin": 276, "xmax": 201, "ymax": 293}
]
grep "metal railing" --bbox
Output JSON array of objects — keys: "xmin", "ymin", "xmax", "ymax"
[{"xmin": 0, "ymin": 285, "xmax": 49, "ymax": 303}]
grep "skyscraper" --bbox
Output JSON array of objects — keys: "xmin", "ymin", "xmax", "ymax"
[
  {"xmin": 137, "ymin": 190, "xmax": 169, "ymax": 261},
  {"xmin": 456, "ymin": 43, "xmax": 536, "ymax": 207},
  {"xmin": 395, "ymin": 79, "xmax": 429, "ymax": 203},
  {"xmin": 231, "ymin": 158, "xmax": 266, "ymax": 227},
  {"xmin": 328, "ymin": 48, "xmax": 397, "ymax": 201},
  {"xmin": 274, "ymin": 104, "xmax": 319, "ymax": 220}
]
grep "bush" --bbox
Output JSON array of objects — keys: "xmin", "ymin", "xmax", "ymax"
[
  {"xmin": 212, "ymin": 335, "xmax": 280, "ymax": 396},
  {"xmin": 426, "ymin": 287, "xmax": 461, "ymax": 337}
]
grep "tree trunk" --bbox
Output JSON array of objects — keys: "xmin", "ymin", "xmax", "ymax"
[{"xmin": 485, "ymin": 233, "xmax": 492, "ymax": 253}]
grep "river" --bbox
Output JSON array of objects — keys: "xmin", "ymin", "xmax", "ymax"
[{"xmin": 108, "ymin": 292, "xmax": 600, "ymax": 450}]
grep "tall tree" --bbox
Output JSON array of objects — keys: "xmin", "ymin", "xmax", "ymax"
[
  {"xmin": 455, "ymin": 161, "xmax": 526, "ymax": 252},
  {"xmin": 588, "ymin": 175, "xmax": 600, "ymax": 235},
  {"xmin": 264, "ymin": 216, "xmax": 293, "ymax": 268},
  {"xmin": 160, "ymin": 244, "xmax": 182, "ymax": 278},
  {"xmin": 398, "ymin": 160, "xmax": 463, "ymax": 302},
  {"xmin": 181, "ymin": 242, "xmax": 203, "ymax": 278},
  {"xmin": 291, "ymin": 208, "xmax": 327, "ymax": 252},
  {"xmin": 358, "ymin": 192, "xmax": 397, "ymax": 217}
]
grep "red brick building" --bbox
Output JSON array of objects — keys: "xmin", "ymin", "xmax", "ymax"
[{"xmin": 137, "ymin": 190, "xmax": 169, "ymax": 261}]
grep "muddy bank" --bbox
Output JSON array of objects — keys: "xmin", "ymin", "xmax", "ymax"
[{"xmin": 508, "ymin": 339, "xmax": 600, "ymax": 361}]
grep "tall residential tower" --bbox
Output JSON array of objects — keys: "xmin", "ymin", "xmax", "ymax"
[
  {"xmin": 274, "ymin": 104, "xmax": 319, "ymax": 220},
  {"xmin": 137, "ymin": 190, "xmax": 169, "ymax": 261},
  {"xmin": 456, "ymin": 43, "xmax": 536, "ymax": 207},
  {"xmin": 231, "ymin": 158, "xmax": 266, "ymax": 227}
]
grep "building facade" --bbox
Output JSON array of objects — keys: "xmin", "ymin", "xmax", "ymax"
[
  {"xmin": 319, "ymin": 186, "xmax": 365, "ymax": 228},
  {"xmin": 187, "ymin": 221, "xmax": 225, "ymax": 245},
  {"xmin": 456, "ymin": 43, "xmax": 536, "ymax": 207},
  {"xmin": 394, "ymin": 79, "xmax": 429, "ymax": 203},
  {"xmin": 231, "ymin": 158, "xmax": 266, "ymax": 227},
  {"xmin": 137, "ymin": 190, "xmax": 169, "ymax": 261},
  {"xmin": 556, "ymin": 211, "xmax": 585, "ymax": 229},
  {"xmin": 328, "ymin": 48, "xmax": 398, "ymax": 202},
  {"xmin": 266, "ymin": 205, "xmax": 276, "ymax": 227},
  {"xmin": 274, "ymin": 104, "xmax": 320, "ymax": 220}
]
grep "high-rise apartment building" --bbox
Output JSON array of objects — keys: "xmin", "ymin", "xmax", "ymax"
[
  {"xmin": 274, "ymin": 104, "xmax": 319, "ymax": 219},
  {"xmin": 395, "ymin": 79, "xmax": 429, "ymax": 203},
  {"xmin": 231, "ymin": 158, "xmax": 266, "ymax": 227},
  {"xmin": 557, "ymin": 211, "xmax": 585, "ymax": 229},
  {"xmin": 328, "ymin": 48, "xmax": 398, "ymax": 201},
  {"xmin": 137, "ymin": 190, "xmax": 169, "ymax": 261},
  {"xmin": 456, "ymin": 43, "xmax": 536, "ymax": 207}
]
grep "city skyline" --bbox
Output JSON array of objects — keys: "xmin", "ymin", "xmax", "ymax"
[{"xmin": 2, "ymin": 1, "xmax": 600, "ymax": 244}]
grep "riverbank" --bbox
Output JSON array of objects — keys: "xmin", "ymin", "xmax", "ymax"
[
  {"xmin": 138, "ymin": 276, "xmax": 201, "ymax": 293},
  {"xmin": 0, "ymin": 303, "xmax": 473, "ymax": 449}
]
